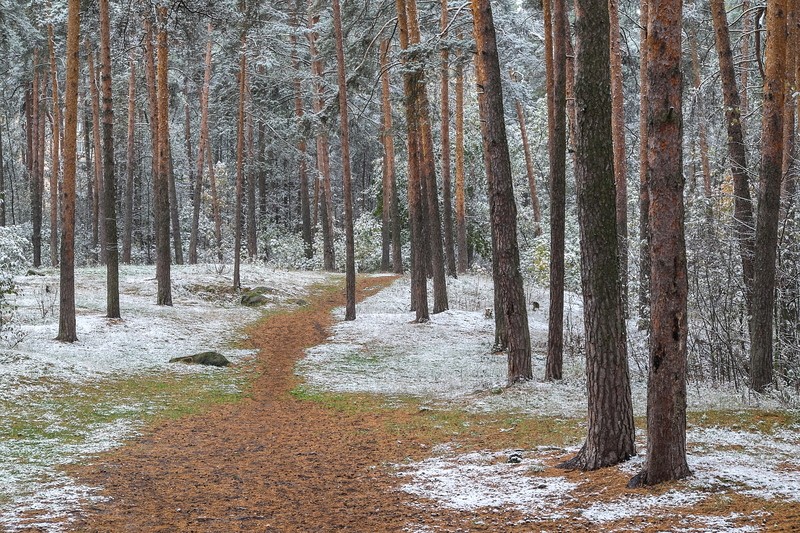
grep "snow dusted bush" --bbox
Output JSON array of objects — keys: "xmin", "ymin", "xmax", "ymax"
[
  {"xmin": 352, "ymin": 214, "xmax": 382, "ymax": 272},
  {"xmin": 0, "ymin": 224, "xmax": 30, "ymax": 346}
]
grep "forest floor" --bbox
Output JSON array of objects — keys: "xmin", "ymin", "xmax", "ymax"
[{"xmin": 4, "ymin": 271, "xmax": 800, "ymax": 531}]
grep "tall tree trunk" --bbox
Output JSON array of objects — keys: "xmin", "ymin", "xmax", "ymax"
[
  {"xmin": 207, "ymin": 134, "xmax": 223, "ymax": 261},
  {"xmin": 454, "ymin": 51, "xmax": 468, "ymax": 274},
  {"xmin": 750, "ymin": 0, "xmax": 788, "ymax": 393},
  {"xmin": 741, "ymin": 0, "xmax": 752, "ymax": 117},
  {"xmin": 246, "ymin": 77, "xmax": 257, "ymax": 260},
  {"xmin": 609, "ymin": 0, "xmax": 628, "ymax": 313},
  {"xmin": 123, "ymin": 57, "xmax": 136, "ymax": 264},
  {"xmin": 688, "ymin": 15, "xmax": 713, "ymax": 199},
  {"xmin": 472, "ymin": 0, "xmax": 532, "ymax": 384},
  {"xmin": 257, "ymin": 121, "xmax": 267, "ymax": 226},
  {"xmin": 710, "ymin": 0, "xmax": 756, "ymax": 304},
  {"xmin": 83, "ymin": 90, "xmax": 96, "ymax": 258},
  {"xmin": 291, "ymin": 9, "xmax": 312, "ymax": 261},
  {"xmin": 189, "ymin": 26, "xmax": 211, "ymax": 265},
  {"xmin": 48, "ymin": 25, "xmax": 61, "ymax": 267},
  {"xmin": 777, "ymin": 0, "xmax": 798, "ymax": 383},
  {"xmin": 233, "ymin": 42, "xmax": 247, "ymax": 290},
  {"xmin": 406, "ymin": 0, "xmax": 448, "ymax": 313},
  {"xmin": 559, "ymin": 0, "xmax": 635, "ymax": 470},
  {"xmin": 57, "ymin": 0, "xmax": 81, "ymax": 343},
  {"xmin": 183, "ymin": 71, "xmax": 196, "ymax": 263},
  {"xmin": 332, "ymin": 0, "xmax": 357, "ymax": 321},
  {"xmin": 99, "ymin": 0, "xmax": 120, "ymax": 318},
  {"xmin": 379, "ymin": 40, "xmax": 399, "ymax": 272},
  {"xmin": 629, "ymin": 0, "xmax": 691, "ymax": 487},
  {"xmin": 546, "ymin": 0, "xmax": 568, "ymax": 381},
  {"xmin": 167, "ymin": 124, "xmax": 182, "ymax": 265},
  {"xmin": 308, "ymin": 13, "xmax": 335, "ymax": 271},
  {"xmin": 440, "ymin": 0, "xmax": 457, "ymax": 277},
  {"xmin": 88, "ymin": 46, "xmax": 106, "ymax": 265},
  {"xmin": 31, "ymin": 52, "xmax": 42, "ymax": 268},
  {"xmin": 637, "ymin": 2, "xmax": 651, "ymax": 328},
  {"xmin": 781, "ymin": 3, "xmax": 797, "ymax": 207},
  {"xmin": 154, "ymin": 8, "xmax": 172, "ymax": 305},
  {"xmin": 144, "ymin": 19, "xmax": 159, "ymax": 267},
  {"xmin": 514, "ymin": 99, "xmax": 542, "ymax": 235},
  {"xmin": 396, "ymin": 0, "xmax": 429, "ymax": 322}
]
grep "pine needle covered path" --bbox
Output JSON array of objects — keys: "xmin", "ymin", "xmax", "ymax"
[{"xmin": 67, "ymin": 274, "xmax": 439, "ymax": 532}]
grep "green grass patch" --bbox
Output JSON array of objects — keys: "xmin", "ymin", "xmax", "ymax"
[
  {"xmin": 289, "ymin": 384, "xmax": 389, "ymax": 414},
  {"xmin": 688, "ymin": 409, "xmax": 799, "ymax": 432}
]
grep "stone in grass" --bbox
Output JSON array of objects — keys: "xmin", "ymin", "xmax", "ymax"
[
  {"xmin": 169, "ymin": 351, "xmax": 231, "ymax": 367},
  {"xmin": 240, "ymin": 286, "xmax": 278, "ymax": 307}
]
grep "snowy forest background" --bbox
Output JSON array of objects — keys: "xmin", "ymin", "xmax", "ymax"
[{"xmin": 2, "ymin": 0, "xmax": 796, "ymax": 396}]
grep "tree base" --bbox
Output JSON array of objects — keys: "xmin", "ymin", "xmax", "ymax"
[{"xmin": 627, "ymin": 464, "xmax": 691, "ymax": 488}]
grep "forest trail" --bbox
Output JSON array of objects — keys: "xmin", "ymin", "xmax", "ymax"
[
  {"xmin": 33, "ymin": 273, "xmax": 799, "ymax": 532},
  {"xmin": 64, "ymin": 274, "xmax": 439, "ymax": 532}
]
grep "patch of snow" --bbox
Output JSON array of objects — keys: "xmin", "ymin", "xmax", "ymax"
[
  {"xmin": 396, "ymin": 449, "xmax": 576, "ymax": 516},
  {"xmin": 580, "ymin": 490, "xmax": 706, "ymax": 523},
  {"xmin": 300, "ymin": 275, "xmax": 786, "ymax": 417},
  {"xmin": 0, "ymin": 263, "xmax": 328, "ymax": 531},
  {"xmin": 687, "ymin": 427, "xmax": 800, "ymax": 502}
]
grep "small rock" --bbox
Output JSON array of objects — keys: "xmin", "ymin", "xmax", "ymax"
[
  {"xmin": 507, "ymin": 452, "xmax": 523, "ymax": 464},
  {"xmin": 169, "ymin": 351, "xmax": 231, "ymax": 367},
  {"xmin": 240, "ymin": 286, "xmax": 279, "ymax": 306}
]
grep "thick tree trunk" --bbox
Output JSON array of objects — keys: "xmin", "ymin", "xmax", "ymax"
[
  {"xmin": 123, "ymin": 57, "xmax": 136, "ymax": 264},
  {"xmin": 637, "ymin": 3, "xmax": 651, "ymax": 328},
  {"xmin": 407, "ymin": 0, "xmax": 448, "ymax": 313},
  {"xmin": 472, "ymin": 0, "xmax": 532, "ymax": 384},
  {"xmin": 48, "ymin": 26, "xmax": 60, "ymax": 267},
  {"xmin": 609, "ymin": 0, "xmax": 628, "ymax": 314},
  {"xmin": 396, "ymin": 0, "xmax": 429, "ymax": 322},
  {"xmin": 750, "ymin": 0, "xmax": 788, "ymax": 393},
  {"xmin": 332, "ymin": 0, "xmax": 357, "ymax": 321},
  {"xmin": 559, "ymin": 0, "xmax": 635, "ymax": 470},
  {"xmin": 99, "ymin": 0, "xmax": 120, "ymax": 318},
  {"xmin": 440, "ymin": 0, "xmax": 457, "ymax": 277},
  {"xmin": 154, "ymin": 9, "xmax": 172, "ymax": 306},
  {"xmin": 57, "ymin": 0, "xmax": 81, "ymax": 343},
  {"xmin": 454, "ymin": 54, "xmax": 468, "ymax": 274},
  {"xmin": 233, "ymin": 45, "xmax": 247, "ymax": 290},
  {"xmin": 546, "ymin": 0, "xmax": 568, "ymax": 381},
  {"xmin": 629, "ymin": 0, "xmax": 691, "ymax": 487},
  {"xmin": 515, "ymin": 100, "xmax": 542, "ymax": 235},
  {"xmin": 711, "ymin": 0, "xmax": 755, "ymax": 301},
  {"xmin": 88, "ymin": 47, "xmax": 106, "ymax": 265}
]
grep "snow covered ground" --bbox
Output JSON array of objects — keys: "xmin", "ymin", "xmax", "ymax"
[
  {"xmin": 0, "ymin": 263, "xmax": 328, "ymax": 531},
  {"xmin": 2, "ymin": 268, "xmax": 797, "ymax": 532},
  {"xmin": 298, "ymin": 275, "xmax": 800, "ymax": 532}
]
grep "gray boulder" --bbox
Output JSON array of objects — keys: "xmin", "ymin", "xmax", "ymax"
[
  {"xmin": 240, "ymin": 286, "xmax": 277, "ymax": 306},
  {"xmin": 169, "ymin": 351, "xmax": 231, "ymax": 367}
]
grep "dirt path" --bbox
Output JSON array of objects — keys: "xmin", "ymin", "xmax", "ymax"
[{"xmin": 67, "ymin": 275, "xmax": 438, "ymax": 532}]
